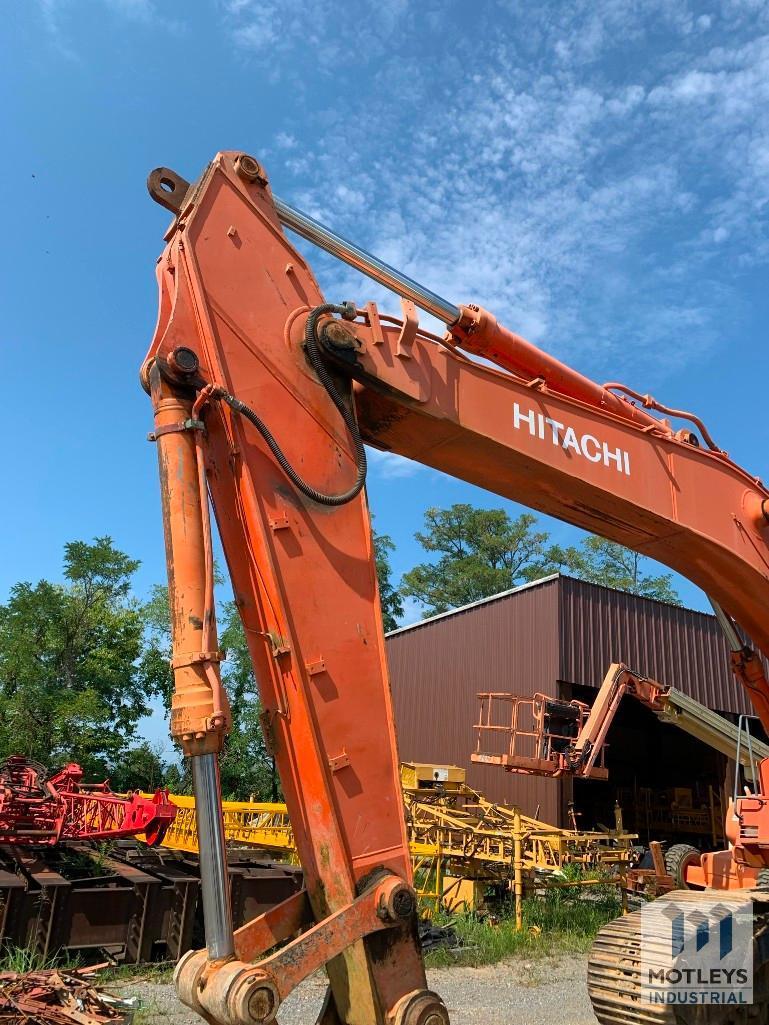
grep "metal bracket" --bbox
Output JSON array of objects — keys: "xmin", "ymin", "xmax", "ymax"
[
  {"xmin": 171, "ymin": 650, "xmax": 224, "ymax": 670},
  {"xmin": 263, "ymin": 631, "xmax": 290, "ymax": 658},
  {"xmin": 175, "ymin": 874, "xmax": 418, "ymax": 1025},
  {"xmin": 147, "ymin": 419, "xmax": 205, "ymax": 442},
  {"xmin": 366, "ymin": 301, "xmax": 384, "ymax": 345},
  {"xmin": 328, "ymin": 751, "xmax": 350, "ymax": 773},
  {"xmin": 395, "ymin": 299, "xmax": 418, "ymax": 359}
]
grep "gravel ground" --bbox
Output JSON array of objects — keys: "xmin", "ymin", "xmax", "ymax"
[{"xmin": 117, "ymin": 954, "xmax": 597, "ymax": 1025}]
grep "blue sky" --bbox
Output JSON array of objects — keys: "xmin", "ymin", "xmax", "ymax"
[{"xmin": 3, "ymin": 1, "xmax": 768, "ymax": 746}]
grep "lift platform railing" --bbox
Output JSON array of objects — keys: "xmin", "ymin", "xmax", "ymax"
[{"xmin": 472, "ymin": 692, "xmax": 609, "ymax": 779}]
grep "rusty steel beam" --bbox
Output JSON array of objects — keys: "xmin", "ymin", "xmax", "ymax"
[{"xmin": 0, "ymin": 845, "xmax": 301, "ymax": 966}]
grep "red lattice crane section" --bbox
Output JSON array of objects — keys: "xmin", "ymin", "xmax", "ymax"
[{"xmin": 0, "ymin": 756, "xmax": 176, "ymax": 847}]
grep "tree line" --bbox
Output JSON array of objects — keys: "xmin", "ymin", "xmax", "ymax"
[
  {"xmin": 0, "ymin": 507, "xmax": 679, "ymax": 799},
  {"xmin": 379, "ymin": 503, "xmax": 679, "ymax": 628}
]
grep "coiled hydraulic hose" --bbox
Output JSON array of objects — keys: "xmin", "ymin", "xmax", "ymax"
[{"xmin": 215, "ymin": 303, "xmax": 367, "ymax": 506}]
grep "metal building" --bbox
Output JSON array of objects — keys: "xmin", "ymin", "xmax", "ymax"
[{"xmin": 386, "ymin": 574, "xmax": 758, "ymax": 844}]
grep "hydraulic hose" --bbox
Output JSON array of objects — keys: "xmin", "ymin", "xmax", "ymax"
[{"xmin": 214, "ymin": 303, "xmax": 367, "ymax": 507}]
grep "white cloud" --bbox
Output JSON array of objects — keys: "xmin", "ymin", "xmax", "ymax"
[
  {"xmin": 222, "ymin": 0, "xmax": 410, "ymax": 66},
  {"xmin": 366, "ymin": 447, "xmax": 423, "ymax": 480},
  {"xmin": 274, "ymin": 131, "xmax": 297, "ymax": 150},
  {"xmin": 230, "ymin": 14, "xmax": 279, "ymax": 52},
  {"xmin": 266, "ymin": 5, "xmax": 768, "ymax": 384},
  {"xmin": 645, "ymin": 33, "xmax": 769, "ymax": 265}
]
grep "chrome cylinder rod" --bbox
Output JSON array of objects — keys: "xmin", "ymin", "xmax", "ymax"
[
  {"xmin": 273, "ymin": 195, "xmax": 461, "ymax": 326},
  {"xmin": 191, "ymin": 753, "xmax": 234, "ymax": 960},
  {"xmin": 709, "ymin": 597, "xmax": 743, "ymax": 653}
]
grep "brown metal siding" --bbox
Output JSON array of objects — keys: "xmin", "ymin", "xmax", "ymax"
[
  {"xmin": 387, "ymin": 573, "xmax": 762, "ymax": 828},
  {"xmin": 557, "ymin": 576, "xmax": 752, "ymax": 715},
  {"xmin": 386, "ymin": 578, "xmax": 561, "ymax": 822}
]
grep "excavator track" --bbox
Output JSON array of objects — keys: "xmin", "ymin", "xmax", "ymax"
[{"xmin": 588, "ymin": 889, "xmax": 769, "ymax": 1024}]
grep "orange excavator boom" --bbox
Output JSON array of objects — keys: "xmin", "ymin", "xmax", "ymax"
[{"xmin": 141, "ymin": 152, "xmax": 769, "ymax": 1025}]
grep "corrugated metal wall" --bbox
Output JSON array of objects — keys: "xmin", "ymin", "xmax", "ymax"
[
  {"xmin": 386, "ymin": 577, "xmax": 562, "ymax": 822},
  {"xmin": 557, "ymin": 576, "xmax": 752, "ymax": 715},
  {"xmin": 386, "ymin": 573, "xmax": 763, "ymax": 829}
]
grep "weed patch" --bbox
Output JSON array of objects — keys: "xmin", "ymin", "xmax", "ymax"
[
  {"xmin": 424, "ymin": 875, "xmax": 622, "ymax": 968},
  {"xmin": 0, "ymin": 945, "xmax": 76, "ymax": 974}
]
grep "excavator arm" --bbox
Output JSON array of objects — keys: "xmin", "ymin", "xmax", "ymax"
[{"xmin": 142, "ymin": 152, "xmax": 769, "ymax": 1025}]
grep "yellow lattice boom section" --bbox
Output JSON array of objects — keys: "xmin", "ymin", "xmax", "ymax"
[
  {"xmin": 404, "ymin": 788, "xmax": 633, "ymax": 877},
  {"xmin": 157, "ymin": 794, "xmax": 296, "ymax": 858},
  {"xmin": 153, "ymin": 763, "xmax": 634, "ymax": 890}
]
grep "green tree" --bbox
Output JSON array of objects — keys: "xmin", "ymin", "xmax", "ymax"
[
  {"xmin": 400, "ymin": 505, "xmax": 557, "ymax": 616},
  {"xmin": 147, "ymin": 586, "xmax": 278, "ymax": 801},
  {"xmin": 373, "ymin": 531, "xmax": 403, "ymax": 632},
  {"xmin": 164, "ymin": 759, "xmax": 192, "ymax": 795},
  {"xmin": 142, "ymin": 583, "xmax": 176, "ymax": 711},
  {"xmin": 109, "ymin": 741, "xmax": 169, "ymax": 793},
  {"xmin": 218, "ymin": 601, "xmax": 279, "ymax": 801},
  {"xmin": 0, "ymin": 538, "xmax": 169, "ymax": 778},
  {"xmin": 399, "ymin": 504, "xmax": 682, "ymax": 617},
  {"xmin": 550, "ymin": 535, "xmax": 681, "ymax": 604}
]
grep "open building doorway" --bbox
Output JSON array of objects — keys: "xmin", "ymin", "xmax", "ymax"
[{"xmin": 563, "ymin": 682, "xmax": 728, "ymax": 850}]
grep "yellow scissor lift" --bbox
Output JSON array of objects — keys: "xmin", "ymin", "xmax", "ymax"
[{"xmin": 153, "ymin": 763, "xmax": 635, "ymax": 916}]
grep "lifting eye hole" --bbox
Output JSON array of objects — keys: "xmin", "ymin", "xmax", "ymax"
[{"xmin": 147, "ymin": 166, "xmax": 191, "ymax": 215}]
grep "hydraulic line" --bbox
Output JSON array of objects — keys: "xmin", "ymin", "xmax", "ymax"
[
  {"xmin": 189, "ymin": 421, "xmax": 234, "ymax": 960},
  {"xmin": 709, "ymin": 596, "xmax": 769, "ymax": 728},
  {"xmin": 214, "ymin": 303, "xmax": 367, "ymax": 507}
]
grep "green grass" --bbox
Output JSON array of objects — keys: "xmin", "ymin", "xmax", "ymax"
[
  {"xmin": 97, "ymin": 961, "xmax": 175, "ymax": 985},
  {"xmin": 0, "ymin": 945, "xmax": 174, "ymax": 983},
  {"xmin": 424, "ymin": 874, "xmax": 623, "ymax": 968},
  {"xmin": 0, "ymin": 945, "xmax": 81, "ymax": 974}
]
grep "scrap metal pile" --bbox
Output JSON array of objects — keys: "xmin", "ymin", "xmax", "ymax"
[
  {"xmin": 0, "ymin": 757, "xmax": 302, "ymax": 968},
  {"xmin": 0, "ymin": 756, "xmax": 176, "ymax": 847},
  {"xmin": 0, "ymin": 968, "xmax": 130, "ymax": 1025}
]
